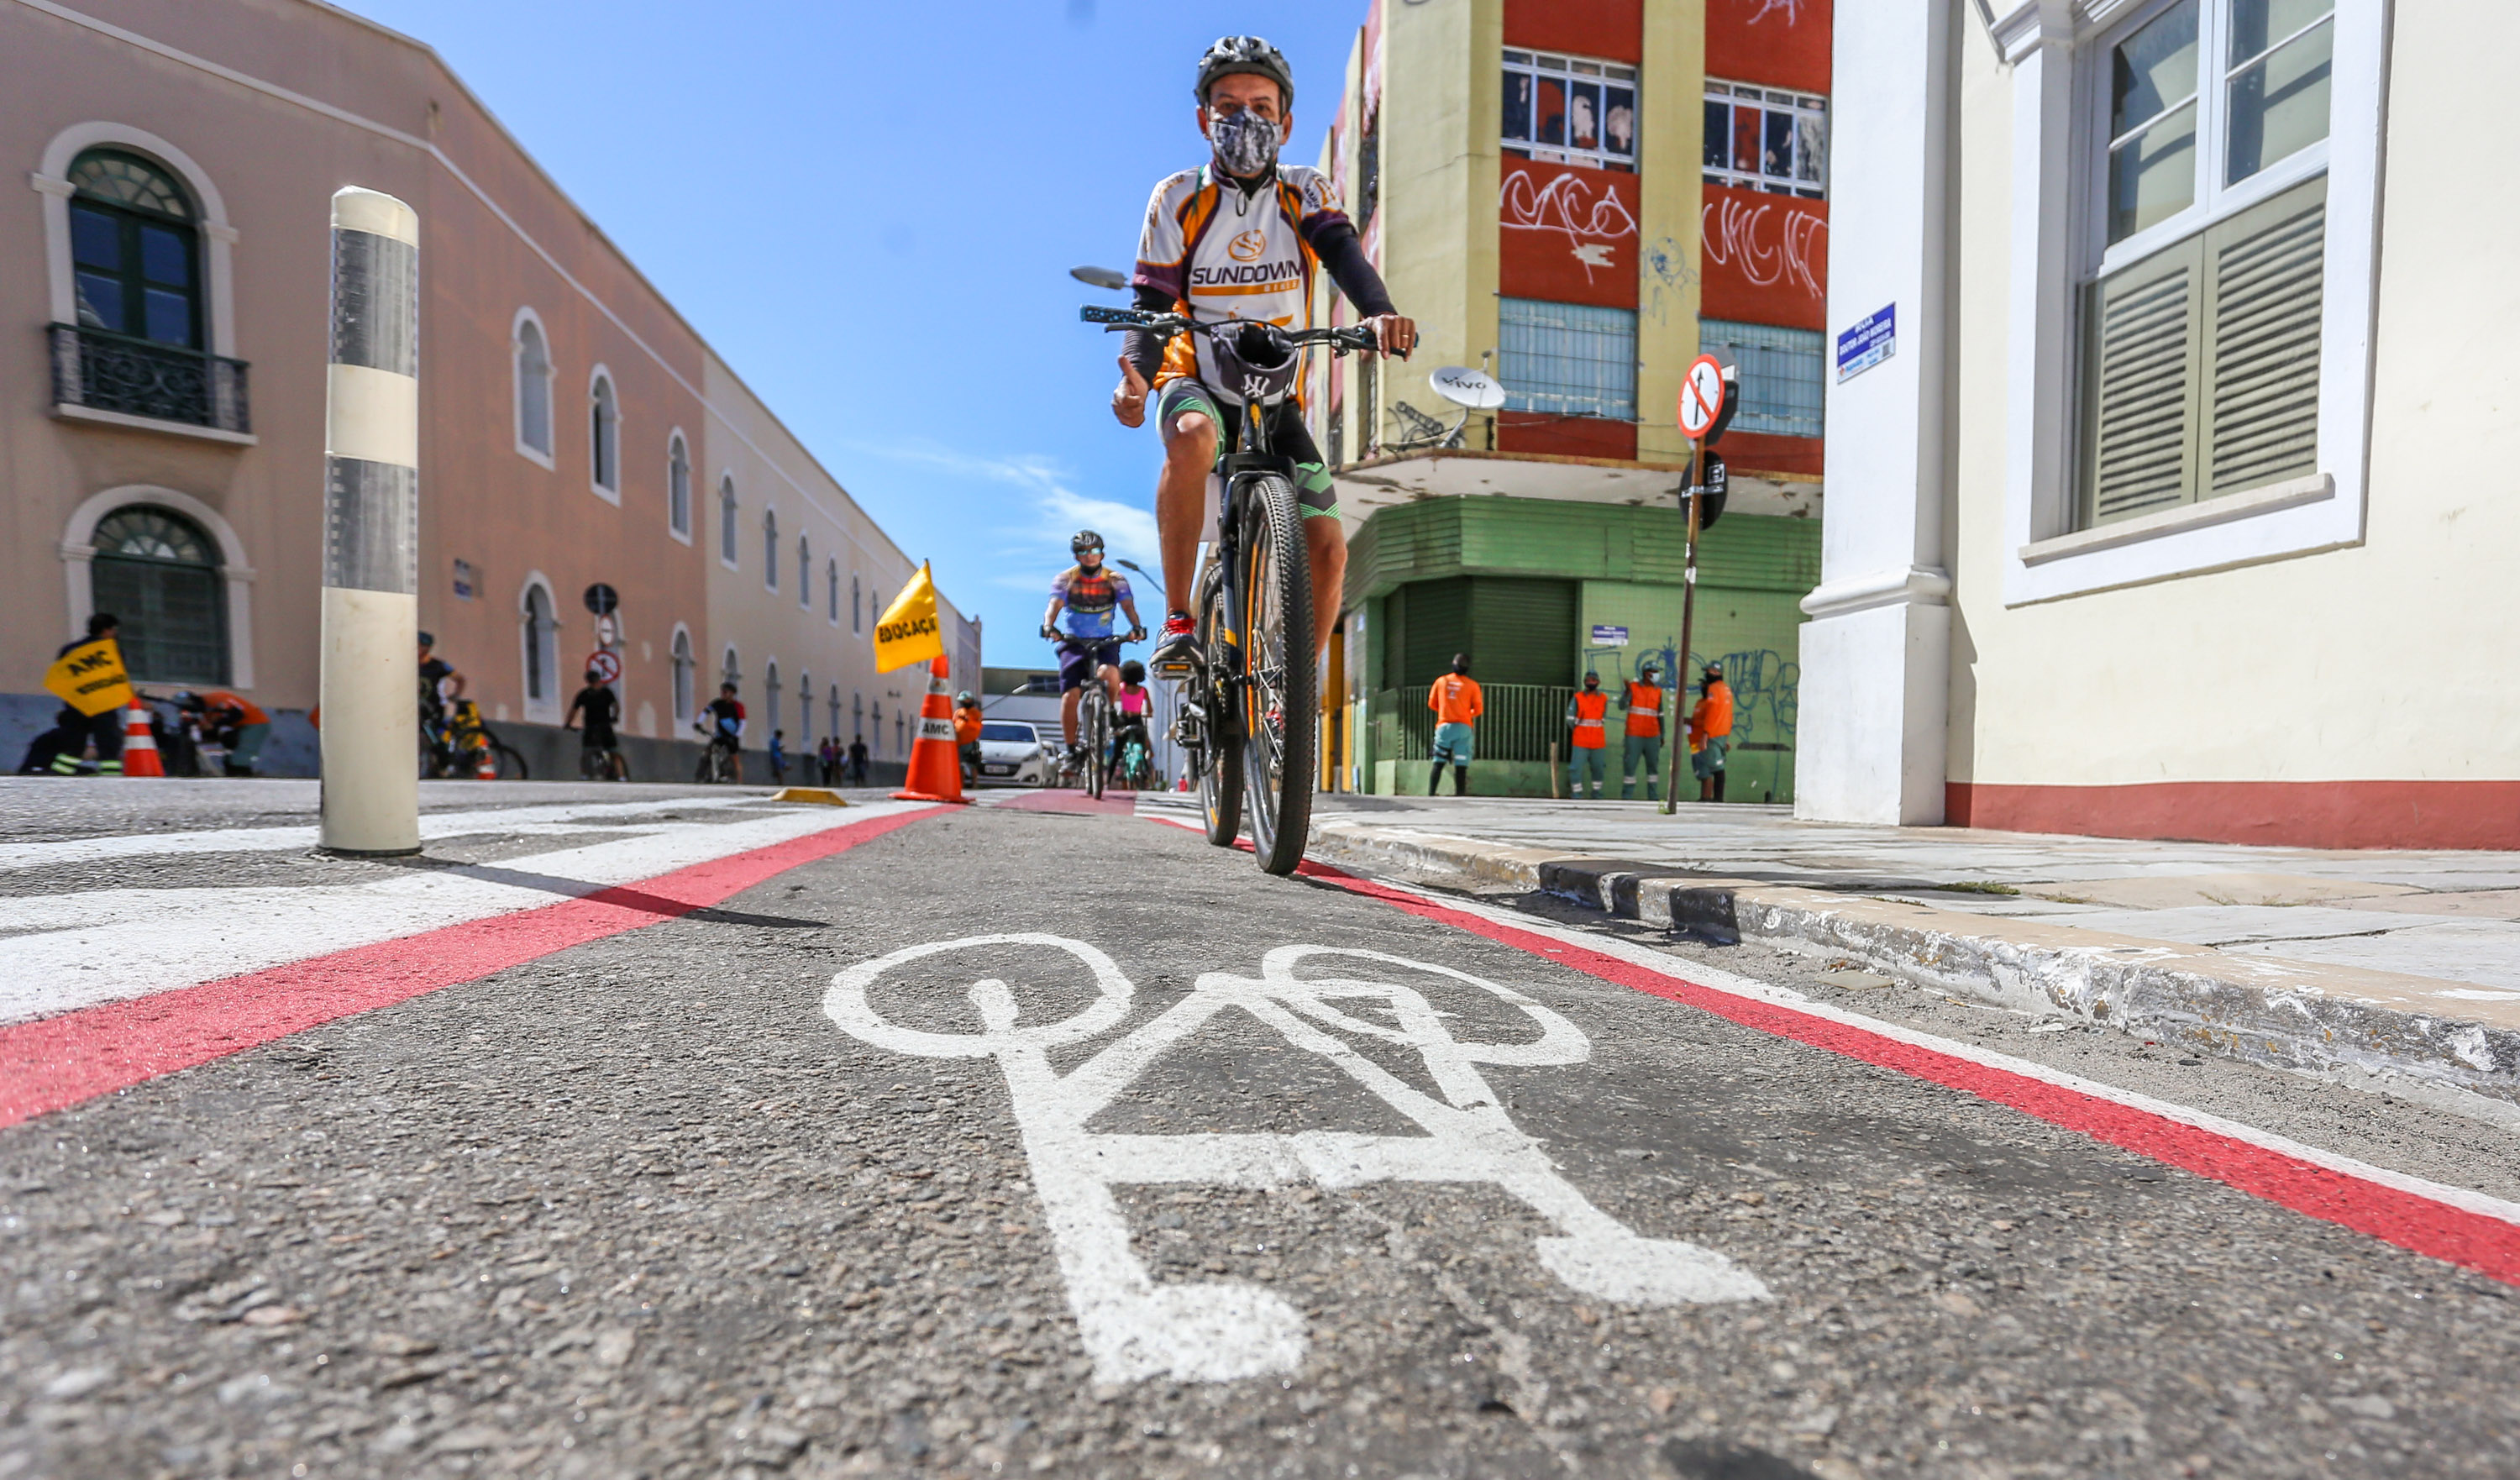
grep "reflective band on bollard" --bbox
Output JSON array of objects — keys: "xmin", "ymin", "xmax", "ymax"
[{"xmin": 318, "ymin": 187, "xmax": 423, "ymax": 857}]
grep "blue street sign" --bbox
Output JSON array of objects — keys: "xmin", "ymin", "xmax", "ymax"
[
  {"xmin": 1591, "ymin": 625, "xmax": 1630, "ymax": 646},
  {"xmin": 1836, "ymin": 304, "xmax": 1896, "ymax": 382}
]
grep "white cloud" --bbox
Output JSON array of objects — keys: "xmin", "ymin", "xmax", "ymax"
[{"xmin": 848, "ymin": 441, "xmax": 1160, "ymax": 577}]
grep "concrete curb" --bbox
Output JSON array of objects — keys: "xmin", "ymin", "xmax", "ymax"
[{"xmin": 1309, "ymin": 818, "xmax": 2520, "ymax": 1115}]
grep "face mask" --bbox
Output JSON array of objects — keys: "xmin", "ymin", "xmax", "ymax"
[
  {"xmin": 1210, "ymin": 108, "xmax": 1282, "ymax": 177},
  {"xmin": 1583, "ymin": 680, "xmax": 1599, "ymax": 691}
]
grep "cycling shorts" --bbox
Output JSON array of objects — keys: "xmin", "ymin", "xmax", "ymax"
[
  {"xmin": 1055, "ymin": 638, "xmax": 1122, "ymax": 692},
  {"xmin": 1156, "ymin": 379, "xmax": 1338, "ymax": 519}
]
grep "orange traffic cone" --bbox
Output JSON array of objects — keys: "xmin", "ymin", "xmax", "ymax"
[
  {"xmin": 892, "ymin": 655, "xmax": 969, "ymax": 804},
  {"xmin": 475, "ymin": 745, "xmax": 498, "ymax": 780},
  {"xmin": 120, "ymin": 700, "xmax": 165, "ymax": 777}
]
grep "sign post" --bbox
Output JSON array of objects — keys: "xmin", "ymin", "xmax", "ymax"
[
  {"xmin": 318, "ymin": 186, "xmax": 423, "ymax": 856},
  {"xmin": 1664, "ymin": 354, "xmax": 1724, "ymax": 815}
]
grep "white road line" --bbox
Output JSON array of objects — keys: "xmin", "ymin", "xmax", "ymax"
[
  {"xmin": 0, "ymin": 795, "xmax": 771, "ymax": 874},
  {"xmin": 1349, "ymin": 868, "xmax": 2520, "ymax": 1229},
  {"xmin": 0, "ymin": 800, "xmax": 927, "ymax": 1028}
]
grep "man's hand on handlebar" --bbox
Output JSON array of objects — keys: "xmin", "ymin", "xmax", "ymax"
[
  {"xmin": 1111, "ymin": 355, "xmax": 1149, "ymax": 428},
  {"xmin": 1041, "ymin": 623, "xmax": 1063, "ymax": 643},
  {"xmin": 1365, "ymin": 313, "xmax": 1418, "ymax": 360},
  {"xmin": 1126, "ymin": 626, "xmax": 1147, "ymax": 643}
]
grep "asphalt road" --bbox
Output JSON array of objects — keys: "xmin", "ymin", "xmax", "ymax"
[{"xmin": 3, "ymin": 790, "xmax": 2517, "ymax": 1478}]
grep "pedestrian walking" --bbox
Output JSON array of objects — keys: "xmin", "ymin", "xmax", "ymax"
[
  {"xmin": 1566, "ymin": 671, "xmax": 1610, "ymax": 799},
  {"xmin": 818, "ymin": 735, "xmax": 839, "ymax": 785},
  {"xmin": 1690, "ymin": 662, "xmax": 1734, "ymax": 802},
  {"xmin": 1425, "ymin": 654, "xmax": 1483, "ymax": 797},
  {"xmin": 1620, "ymin": 662, "xmax": 1665, "ymax": 801},
  {"xmin": 769, "ymin": 729, "xmax": 789, "ymax": 784},
  {"xmin": 848, "ymin": 734, "xmax": 869, "ymax": 785}
]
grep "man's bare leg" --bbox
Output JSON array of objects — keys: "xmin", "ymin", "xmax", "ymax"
[
  {"xmin": 1158, "ymin": 411, "xmax": 1217, "ymax": 617},
  {"xmin": 1305, "ymin": 518, "xmax": 1346, "ymax": 663},
  {"xmin": 1061, "ymin": 686, "xmax": 1082, "ymax": 747}
]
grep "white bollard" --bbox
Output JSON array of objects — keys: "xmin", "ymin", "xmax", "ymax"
[{"xmin": 318, "ymin": 186, "xmax": 423, "ymax": 856}]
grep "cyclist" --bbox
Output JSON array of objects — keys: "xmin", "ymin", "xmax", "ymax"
[
  {"xmin": 565, "ymin": 669, "xmax": 624, "ymax": 780},
  {"xmin": 1111, "ymin": 36, "xmax": 1419, "ymax": 677},
  {"xmin": 1040, "ymin": 530, "xmax": 1144, "ymax": 764},
  {"xmin": 698, "ymin": 682, "xmax": 746, "ymax": 783},
  {"xmin": 1109, "ymin": 660, "xmax": 1155, "ymax": 789},
  {"xmin": 417, "ymin": 631, "xmax": 465, "ymax": 720}
]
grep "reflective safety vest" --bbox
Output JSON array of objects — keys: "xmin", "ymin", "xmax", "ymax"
[
  {"xmin": 1570, "ymin": 690, "xmax": 1609, "ymax": 749},
  {"xmin": 1624, "ymin": 681, "xmax": 1663, "ymax": 738}
]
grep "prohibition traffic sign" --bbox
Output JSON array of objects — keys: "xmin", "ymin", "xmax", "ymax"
[
  {"xmin": 1677, "ymin": 354, "xmax": 1725, "ymax": 438},
  {"xmin": 585, "ymin": 649, "xmax": 622, "ymax": 685}
]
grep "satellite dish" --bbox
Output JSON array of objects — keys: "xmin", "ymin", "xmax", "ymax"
[
  {"xmin": 1428, "ymin": 365, "xmax": 1506, "ymax": 411},
  {"xmin": 1069, "ymin": 265, "xmax": 1130, "ymax": 291}
]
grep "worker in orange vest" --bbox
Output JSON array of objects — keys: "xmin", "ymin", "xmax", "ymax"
[
  {"xmin": 1620, "ymin": 662, "xmax": 1665, "ymax": 801},
  {"xmin": 1565, "ymin": 671, "xmax": 1611, "ymax": 800},
  {"xmin": 1426, "ymin": 653, "xmax": 1483, "ymax": 796},
  {"xmin": 1689, "ymin": 661, "xmax": 1735, "ymax": 802}
]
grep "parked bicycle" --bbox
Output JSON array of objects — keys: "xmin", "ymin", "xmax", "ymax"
[
  {"xmin": 1080, "ymin": 304, "xmax": 1379, "ymax": 872},
  {"xmin": 421, "ymin": 698, "xmax": 528, "ymax": 779}
]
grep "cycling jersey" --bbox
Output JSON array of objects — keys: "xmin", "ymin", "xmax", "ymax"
[
  {"xmin": 1132, "ymin": 165, "xmax": 1389, "ymax": 400},
  {"xmin": 1051, "ymin": 564, "xmax": 1133, "ymax": 639},
  {"xmin": 704, "ymin": 697, "xmax": 745, "ymax": 742}
]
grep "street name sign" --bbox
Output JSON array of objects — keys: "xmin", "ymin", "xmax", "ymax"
[
  {"xmin": 1591, "ymin": 625, "xmax": 1630, "ymax": 646},
  {"xmin": 1837, "ymin": 304, "xmax": 1896, "ymax": 382}
]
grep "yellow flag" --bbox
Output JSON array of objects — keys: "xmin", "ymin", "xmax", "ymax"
[
  {"xmin": 44, "ymin": 637, "xmax": 135, "ymax": 716},
  {"xmin": 873, "ymin": 562, "xmax": 946, "ymax": 674}
]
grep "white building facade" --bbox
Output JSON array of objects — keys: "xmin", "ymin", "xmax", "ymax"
[{"xmin": 1799, "ymin": 0, "xmax": 2514, "ymax": 848}]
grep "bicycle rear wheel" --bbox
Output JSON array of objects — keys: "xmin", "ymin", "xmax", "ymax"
[
  {"xmin": 493, "ymin": 742, "xmax": 529, "ymax": 780},
  {"xmin": 1236, "ymin": 475, "xmax": 1315, "ymax": 876},
  {"xmin": 1194, "ymin": 564, "xmax": 1244, "ymax": 848}
]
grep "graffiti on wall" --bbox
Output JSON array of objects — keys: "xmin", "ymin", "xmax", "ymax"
[
  {"xmin": 1744, "ymin": 0, "xmax": 1809, "ymax": 24},
  {"xmin": 1700, "ymin": 195, "xmax": 1827, "ymax": 299},
  {"xmin": 1580, "ymin": 643, "xmax": 1799, "ymax": 751},
  {"xmin": 1500, "ymin": 166, "xmax": 1638, "ymax": 285}
]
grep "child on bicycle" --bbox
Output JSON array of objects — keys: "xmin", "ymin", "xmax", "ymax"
[{"xmin": 1109, "ymin": 661, "xmax": 1155, "ymax": 789}]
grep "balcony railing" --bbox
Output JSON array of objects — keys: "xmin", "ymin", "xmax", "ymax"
[
  {"xmin": 1366, "ymin": 682, "xmax": 1579, "ymax": 764},
  {"xmin": 50, "ymin": 323, "xmax": 250, "ymax": 435}
]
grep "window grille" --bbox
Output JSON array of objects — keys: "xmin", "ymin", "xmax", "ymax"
[
  {"xmin": 1698, "ymin": 319, "xmax": 1825, "ymax": 438},
  {"xmin": 1498, "ymin": 298, "xmax": 1636, "ymax": 421},
  {"xmin": 1702, "ymin": 81, "xmax": 1827, "ymax": 198}
]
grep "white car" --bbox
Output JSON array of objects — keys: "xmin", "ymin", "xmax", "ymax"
[{"xmin": 974, "ymin": 721, "xmax": 1052, "ymax": 787}]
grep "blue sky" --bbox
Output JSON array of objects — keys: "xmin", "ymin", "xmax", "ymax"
[{"xmin": 335, "ymin": 0, "xmax": 1367, "ymax": 664}]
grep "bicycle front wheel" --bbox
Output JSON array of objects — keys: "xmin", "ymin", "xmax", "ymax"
[
  {"xmin": 1085, "ymin": 693, "xmax": 1108, "ymax": 800},
  {"xmin": 1195, "ymin": 565, "xmax": 1244, "ymax": 848},
  {"xmin": 1236, "ymin": 475, "xmax": 1315, "ymax": 876}
]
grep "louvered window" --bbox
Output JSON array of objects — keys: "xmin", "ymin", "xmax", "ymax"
[
  {"xmin": 2081, "ymin": 178, "xmax": 2323, "ymax": 525},
  {"xmin": 2077, "ymin": 0, "xmax": 2333, "ymax": 529}
]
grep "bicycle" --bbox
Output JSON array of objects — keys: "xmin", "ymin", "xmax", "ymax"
[
  {"xmin": 1081, "ymin": 304, "xmax": 1380, "ymax": 873},
  {"xmin": 1109, "ymin": 724, "xmax": 1155, "ymax": 791},
  {"xmin": 420, "ymin": 701, "xmax": 528, "ymax": 779},
  {"xmin": 580, "ymin": 746, "xmax": 631, "ymax": 782},
  {"xmin": 694, "ymin": 728, "xmax": 740, "ymax": 785},
  {"xmin": 1044, "ymin": 625, "xmax": 1138, "ymax": 800}
]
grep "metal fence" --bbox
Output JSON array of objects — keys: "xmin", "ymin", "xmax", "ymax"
[
  {"xmin": 1368, "ymin": 682, "xmax": 1578, "ymax": 764},
  {"xmin": 50, "ymin": 323, "xmax": 251, "ymax": 434}
]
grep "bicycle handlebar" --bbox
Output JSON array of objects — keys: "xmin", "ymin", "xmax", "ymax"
[{"xmin": 1079, "ymin": 304, "xmax": 1382, "ymax": 355}]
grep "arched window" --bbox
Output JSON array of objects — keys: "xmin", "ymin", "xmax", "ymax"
[
  {"xmin": 521, "ymin": 580, "xmax": 559, "ymax": 712},
  {"xmin": 869, "ymin": 699, "xmax": 880, "ymax": 755},
  {"xmin": 67, "ymin": 149, "xmax": 200, "ymax": 349},
  {"xmin": 765, "ymin": 659, "xmax": 782, "ymax": 735},
  {"xmin": 763, "ymin": 509, "xmax": 780, "ymax": 590},
  {"xmin": 799, "ymin": 670, "xmax": 814, "ymax": 745},
  {"xmin": 895, "ymin": 710, "xmax": 906, "ymax": 757},
  {"xmin": 666, "ymin": 433, "xmax": 691, "ymax": 538},
  {"xmin": 514, "ymin": 313, "xmax": 554, "ymax": 460},
  {"xmin": 827, "ymin": 559, "xmax": 840, "ymax": 624},
  {"xmin": 589, "ymin": 370, "xmax": 620, "ymax": 497},
  {"xmin": 828, "ymin": 683, "xmax": 841, "ymax": 743},
  {"xmin": 89, "ymin": 505, "xmax": 226, "ymax": 683},
  {"xmin": 797, "ymin": 536, "xmax": 811, "ymax": 607},
  {"xmin": 852, "ymin": 575, "xmax": 863, "ymax": 633},
  {"xmin": 671, "ymin": 626, "xmax": 696, "ymax": 723},
  {"xmin": 722, "ymin": 645, "xmax": 742, "ymax": 698},
  {"xmin": 719, "ymin": 477, "xmax": 738, "ymax": 566},
  {"xmin": 853, "ymin": 690, "xmax": 864, "ymax": 742}
]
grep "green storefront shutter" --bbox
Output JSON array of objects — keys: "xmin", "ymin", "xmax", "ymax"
[
  {"xmin": 1468, "ymin": 576, "xmax": 1578, "ymax": 688},
  {"xmin": 1398, "ymin": 577, "xmax": 1471, "ymax": 690}
]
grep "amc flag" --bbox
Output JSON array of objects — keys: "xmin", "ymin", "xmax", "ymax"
[
  {"xmin": 873, "ymin": 562, "xmax": 945, "ymax": 674},
  {"xmin": 43, "ymin": 638, "xmax": 135, "ymax": 716}
]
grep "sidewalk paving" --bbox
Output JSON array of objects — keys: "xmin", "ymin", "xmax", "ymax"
[{"xmin": 1305, "ymin": 795, "xmax": 2520, "ymax": 1122}]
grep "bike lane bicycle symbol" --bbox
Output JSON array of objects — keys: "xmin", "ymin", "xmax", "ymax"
[{"xmin": 824, "ymin": 935, "xmax": 1769, "ymax": 1384}]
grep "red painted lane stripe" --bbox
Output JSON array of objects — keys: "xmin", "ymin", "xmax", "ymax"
[
  {"xmin": 1279, "ymin": 853, "xmax": 2520, "ymax": 1288},
  {"xmin": 0, "ymin": 806, "xmax": 942, "ymax": 1130}
]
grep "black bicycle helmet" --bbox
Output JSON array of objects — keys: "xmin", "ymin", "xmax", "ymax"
[
  {"xmin": 417, "ymin": 630, "xmax": 436, "ymax": 648},
  {"xmin": 1195, "ymin": 35, "xmax": 1294, "ymax": 108},
  {"xmin": 1071, "ymin": 530, "xmax": 1105, "ymax": 556}
]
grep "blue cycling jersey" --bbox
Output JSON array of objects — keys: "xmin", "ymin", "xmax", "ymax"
[{"xmin": 1051, "ymin": 564, "xmax": 1132, "ymax": 640}]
